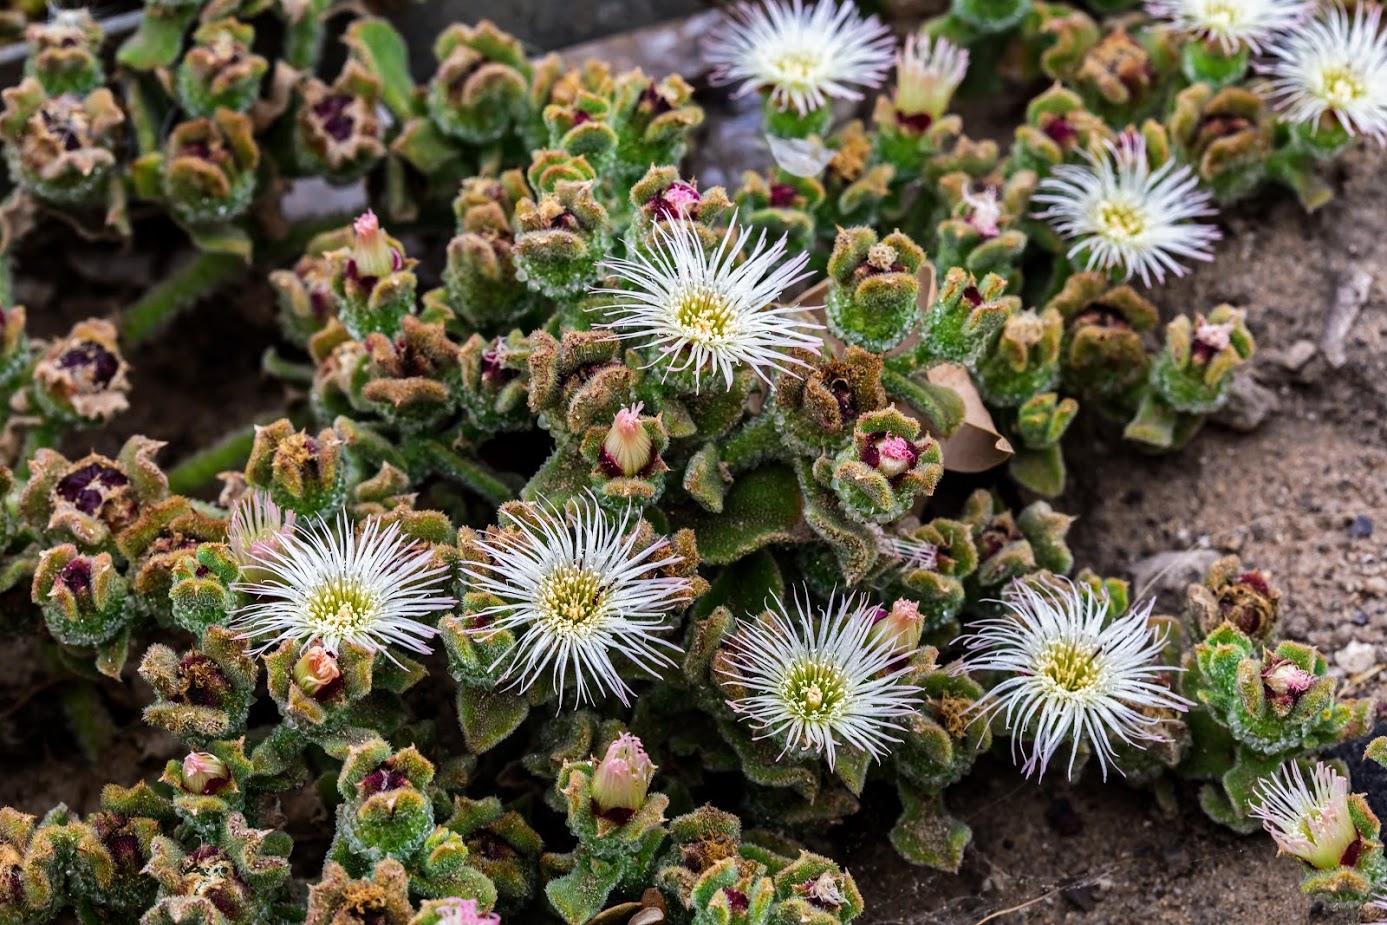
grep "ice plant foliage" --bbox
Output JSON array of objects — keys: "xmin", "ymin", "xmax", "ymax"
[
  {"xmin": 956, "ymin": 578, "xmax": 1190, "ymax": 780},
  {"xmin": 230, "ymin": 514, "xmax": 453, "ymax": 656},
  {"xmin": 1033, "ymin": 134, "xmax": 1221, "ymax": 286},
  {"xmin": 1261, "ymin": 3, "xmax": 1387, "ymax": 143},
  {"xmin": 719, "ymin": 591, "xmax": 923, "ymax": 769},
  {"xmin": 707, "ymin": 0, "xmax": 896, "ymax": 114},
  {"xmin": 1145, "ymin": 0, "xmax": 1311, "ymax": 54},
  {"xmin": 1250, "ymin": 762, "xmax": 1361, "ymax": 869},
  {"xmin": 593, "ymin": 215, "xmax": 823, "ymax": 391},
  {"xmin": 462, "ymin": 495, "xmax": 692, "ymax": 707}
]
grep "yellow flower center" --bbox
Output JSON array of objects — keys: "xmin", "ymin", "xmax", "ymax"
[
  {"xmin": 1320, "ymin": 65, "xmax": 1366, "ymax": 107},
  {"xmin": 538, "ymin": 565, "xmax": 609, "ymax": 636},
  {"xmin": 783, "ymin": 660, "xmax": 848, "ymax": 721},
  {"xmin": 771, "ymin": 50, "xmax": 824, "ymax": 85},
  {"xmin": 1096, "ymin": 200, "xmax": 1146, "ymax": 240},
  {"xmin": 673, "ymin": 285, "xmax": 735, "ymax": 343},
  {"xmin": 1037, "ymin": 640, "xmax": 1103, "ymax": 693},
  {"xmin": 307, "ymin": 578, "xmax": 378, "ymax": 635}
]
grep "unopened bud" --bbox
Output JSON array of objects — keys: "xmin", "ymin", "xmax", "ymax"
[
  {"xmin": 1262, "ymin": 658, "xmax": 1315, "ymax": 708},
  {"xmin": 181, "ymin": 752, "xmax": 231, "ymax": 795},
  {"xmin": 591, "ymin": 733, "xmax": 656, "ymax": 816},
  {"xmin": 867, "ymin": 598, "xmax": 924, "ymax": 657},
  {"xmin": 868, "ymin": 434, "xmax": 917, "ymax": 479},
  {"xmin": 600, "ymin": 403, "xmax": 654, "ymax": 477},
  {"xmin": 351, "ymin": 210, "xmax": 400, "ymax": 278},
  {"xmin": 293, "ymin": 643, "xmax": 341, "ymax": 698}
]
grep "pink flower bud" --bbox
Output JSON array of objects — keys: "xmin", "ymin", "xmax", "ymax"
[
  {"xmin": 351, "ymin": 210, "xmax": 400, "ymax": 278},
  {"xmin": 599, "ymin": 403, "xmax": 655, "ymax": 477},
  {"xmin": 652, "ymin": 181, "xmax": 701, "ymax": 220},
  {"xmin": 591, "ymin": 733, "xmax": 656, "ymax": 816},
  {"xmin": 867, "ymin": 434, "xmax": 917, "ymax": 479},
  {"xmin": 181, "ymin": 752, "xmax": 231, "ymax": 795},
  {"xmin": 1262, "ymin": 658, "xmax": 1315, "ymax": 708},
  {"xmin": 435, "ymin": 898, "xmax": 500, "ymax": 925},
  {"xmin": 962, "ymin": 186, "xmax": 1001, "ymax": 238},
  {"xmin": 866, "ymin": 598, "xmax": 923, "ymax": 657},
  {"xmin": 293, "ymin": 643, "xmax": 342, "ymax": 698}
]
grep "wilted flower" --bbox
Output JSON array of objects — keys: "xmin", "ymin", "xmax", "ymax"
[
  {"xmin": 955, "ymin": 577, "xmax": 1190, "ymax": 780},
  {"xmin": 1261, "ymin": 3, "xmax": 1387, "ymax": 144},
  {"xmin": 1033, "ymin": 133, "xmax": 1221, "ymax": 286},
  {"xmin": 707, "ymin": 0, "xmax": 895, "ymax": 115},
  {"xmin": 462, "ymin": 495, "xmax": 692, "ymax": 707},
  {"xmin": 230, "ymin": 514, "xmax": 453, "ymax": 657},
  {"xmin": 719, "ymin": 590, "xmax": 923, "ymax": 769},
  {"xmin": 592, "ymin": 214, "xmax": 823, "ymax": 392},
  {"xmin": 591, "ymin": 732, "xmax": 657, "ymax": 815},
  {"xmin": 1251, "ymin": 761, "xmax": 1363, "ymax": 870}
]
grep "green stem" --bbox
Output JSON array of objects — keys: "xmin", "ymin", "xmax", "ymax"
[
  {"xmin": 417, "ymin": 439, "xmax": 514, "ymax": 507},
  {"xmin": 167, "ymin": 424, "xmax": 259, "ymax": 495},
  {"xmin": 720, "ymin": 412, "xmax": 789, "ymax": 473},
  {"xmin": 262, "ymin": 347, "xmax": 315, "ymax": 386},
  {"xmin": 121, "ymin": 251, "xmax": 246, "ymax": 346}
]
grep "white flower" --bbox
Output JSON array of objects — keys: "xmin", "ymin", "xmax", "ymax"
[
  {"xmin": 1032, "ymin": 133, "xmax": 1221, "ymax": 286},
  {"xmin": 1145, "ymin": 0, "xmax": 1311, "ymax": 54},
  {"xmin": 894, "ymin": 33, "xmax": 970, "ymax": 120},
  {"xmin": 227, "ymin": 489, "xmax": 296, "ymax": 574},
  {"xmin": 719, "ymin": 589, "xmax": 923, "ymax": 769},
  {"xmin": 955, "ymin": 577, "xmax": 1189, "ymax": 781},
  {"xmin": 707, "ymin": 0, "xmax": 895, "ymax": 115},
  {"xmin": 1261, "ymin": 3, "xmax": 1387, "ymax": 143},
  {"xmin": 878, "ymin": 534, "xmax": 939, "ymax": 572},
  {"xmin": 1251, "ymin": 761, "xmax": 1362, "ymax": 870},
  {"xmin": 231, "ymin": 514, "xmax": 452, "ymax": 657},
  {"xmin": 461, "ymin": 495, "xmax": 692, "ymax": 707},
  {"xmin": 592, "ymin": 216, "xmax": 823, "ymax": 392}
]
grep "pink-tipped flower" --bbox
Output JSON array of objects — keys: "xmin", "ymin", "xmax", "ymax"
[
  {"xmin": 1262, "ymin": 657, "xmax": 1316, "ymax": 709},
  {"xmin": 351, "ymin": 210, "xmax": 401, "ymax": 278},
  {"xmin": 1192, "ymin": 318, "xmax": 1236, "ymax": 359},
  {"xmin": 293, "ymin": 642, "xmax": 343, "ymax": 698},
  {"xmin": 435, "ymin": 898, "xmax": 500, "ymax": 925},
  {"xmin": 227, "ymin": 489, "xmax": 296, "ymax": 581},
  {"xmin": 1251, "ymin": 761, "xmax": 1362, "ymax": 870},
  {"xmin": 962, "ymin": 186, "xmax": 1002, "ymax": 238},
  {"xmin": 651, "ymin": 182, "xmax": 702, "ymax": 220},
  {"xmin": 866, "ymin": 598, "xmax": 924, "ymax": 658},
  {"xmin": 868, "ymin": 434, "xmax": 916, "ymax": 479},
  {"xmin": 600, "ymin": 403, "xmax": 655, "ymax": 477},
  {"xmin": 181, "ymin": 752, "xmax": 231, "ymax": 795},
  {"xmin": 894, "ymin": 33, "xmax": 969, "ymax": 124},
  {"xmin": 591, "ymin": 733, "xmax": 657, "ymax": 816}
]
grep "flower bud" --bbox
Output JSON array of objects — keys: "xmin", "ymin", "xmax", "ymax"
[
  {"xmin": 865, "ymin": 433, "xmax": 917, "ymax": 479},
  {"xmin": 893, "ymin": 34, "xmax": 968, "ymax": 128},
  {"xmin": 350, "ymin": 210, "xmax": 401, "ymax": 279},
  {"xmin": 591, "ymin": 733, "xmax": 656, "ymax": 817},
  {"xmin": 600, "ymin": 403, "xmax": 655, "ymax": 478},
  {"xmin": 180, "ymin": 752, "xmax": 231, "ymax": 795},
  {"xmin": 227, "ymin": 489, "xmax": 296, "ymax": 580},
  {"xmin": 1262, "ymin": 657, "xmax": 1316, "ymax": 709},
  {"xmin": 293, "ymin": 643, "xmax": 342, "ymax": 699},
  {"xmin": 31, "ymin": 318, "xmax": 131, "ymax": 426},
  {"xmin": 866, "ymin": 598, "xmax": 924, "ymax": 657}
]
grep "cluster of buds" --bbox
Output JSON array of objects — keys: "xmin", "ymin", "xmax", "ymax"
[
  {"xmin": 445, "ymin": 173, "xmax": 535, "ymax": 329},
  {"xmin": 175, "ymin": 18, "xmax": 267, "ymax": 117},
  {"xmin": 825, "ymin": 227, "xmax": 928, "ymax": 353}
]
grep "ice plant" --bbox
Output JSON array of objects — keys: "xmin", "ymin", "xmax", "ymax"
[
  {"xmin": 229, "ymin": 514, "xmax": 453, "ymax": 657},
  {"xmin": 955, "ymin": 577, "xmax": 1190, "ymax": 780},
  {"xmin": 292, "ymin": 643, "xmax": 342, "ymax": 697},
  {"xmin": 1033, "ymin": 133, "xmax": 1222, "ymax": 286},
  {"xmin": 180, "ymin": 752, "xmax": 231, "ymax": 795},
  {"xmin": 1145, "ymin": 0, "xmax": 1311, "ymax": 54},
  {"xmin": 893, "ymin": 34, "xmax": 970, "ymax": 126},
  {"xmin": 590, "ymin": 733, "xmax": 657, "ymax": 815},
  {"xmin": 601, "ymin": 403, "xmax": 654, "ymax": 477},
  {"xmin": 1251, "ymin": 762, "xmax": 1362, "ymax": 870},
  {"xmin": 719, "ymin": 590, "xmax": 923, "ymax": 769},
  {"xmin": 461, "ymin": 495, "xmax": 692, "ymax": 706},
  {"xmin": 436, "ymin": 898, "xmax": 500, "ymax": 925},
  {"xmin": 706, "ymin": 0, "xmax": 895, "ymax": 115},
  {"xmin": 1261, "ymin": 3, "xmax": 1387, "ymax": 143},
  {"xmin": 592, "ymin": 215, "xmax": 823, "ymax": 391}
]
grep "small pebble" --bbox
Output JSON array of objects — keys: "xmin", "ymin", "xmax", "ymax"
[
  {"xmin": 1335, "ymin": 640, "xmax": 1377, "ymax": 674},
  {"xmin": 1349, "ymin": 515, "xmax": 1374, "ymax": 539},
  {"xmin": 1354, "ymin": 611, "xmax": 1371, "ymax": 626}
]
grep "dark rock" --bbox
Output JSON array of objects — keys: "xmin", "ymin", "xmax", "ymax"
[
  {"xmin": 1045, "ymin": 797, "xmax": 1083, "ymax": 836},
  {"xmin": 1349, "ymin": 515, "xmax": 1374, "ymax": 539}
]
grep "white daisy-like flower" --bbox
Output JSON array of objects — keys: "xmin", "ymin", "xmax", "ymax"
[
  {"xmin": 719, "ymin": 589, "xmax": 923, "ymax": 769},
  {"xmin": 894, "ymin": 33, "xmax": 970, "ymax": 121},
  {"xmin": 227, "ymin": 489, "xmax": 296, "ymax": 574},
  {"xmin": 230, "ymin": 514, "xmax": 452, "ymax": 657},
  {"xmin": 707, "ymin": 0, "xmax": 896, "ymax": 115},
  {"xmin": 461, "ymin": 494, "xmax": 692, "ymax": 708},
  {"xmin": 1261, "ymin": 3, "xmax": 1387, "ymax": 143},
  {"xmin": 1032, "ymin": 133, "xmax": 1221, "ymax": 286},
  {"xmin": 955, "ymin": 576, "xmax": 1190, "ymax": 781},
  {"xmin": 1250, "ymin": 761, "xmax": 1363, "ymax": 870},
  {"xmin": 1145, "ymin": 0, "xmax": 1311, "ymax": 54},
  {"xmin": 592, "ymin": 216, "xmax": 823, "ymax": 392}
]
